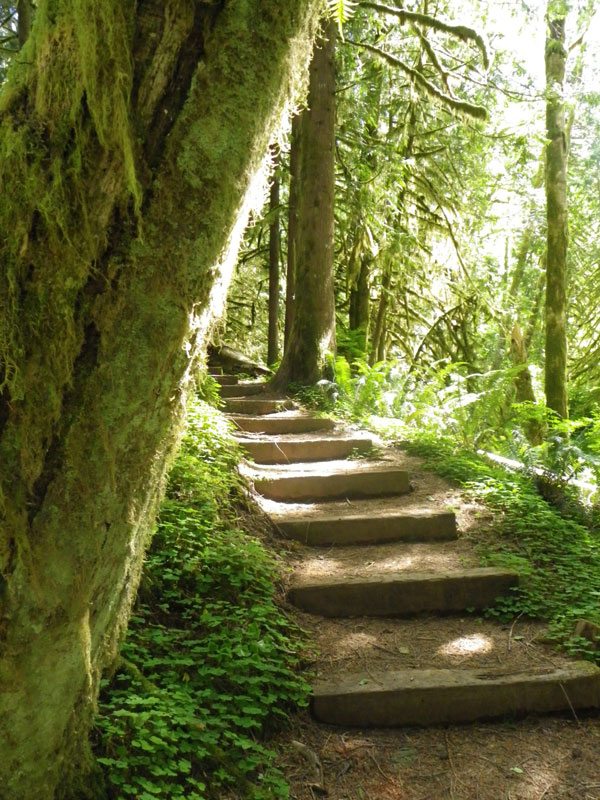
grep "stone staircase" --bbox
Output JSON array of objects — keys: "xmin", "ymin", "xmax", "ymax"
[{"xmin": 213, "ymin": 369, "xmax": 600, "ymax": 729}]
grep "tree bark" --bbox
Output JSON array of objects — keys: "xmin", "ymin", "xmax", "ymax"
[
  {"xmin": 511, "ymin": 322, "xmax": 545, "ymax": 444},
  {"xmin": 0, "ymin": 2, "xmax": 320, "ymax": 797},
  {"xmin": 370, "ymin": 267, "xmax": 391, "ymax": 365},
  {"xmin": 511, "ymin": 323, "xmax": 537, "ymax": 404},
  {"xmin": 17, "ymin": 0, "xmax": 33, "ymax": 46},
  {"xmin": 544, "ymin": 3, "xmax": 569, "ymax": 418},
  {"xmin": 267, "ymin": 148, "xmax": 281, "ymax": 366},
  {"xmin": 349, "ymin": 255, "xmax": 370, "ymax": 353},
  {"xmin": 284, "ymin": 114, "xmax": 301, "ymax": 352},
  {"xmin": 272, "ymin": 20, "xmax": 337, "ymax": 388}
]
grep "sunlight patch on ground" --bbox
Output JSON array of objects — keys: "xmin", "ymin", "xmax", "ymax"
[
  {"xmin": 300, "ymin": 556, "xmax": 342, "ymax": 576},
  {"xmin": 338, "ymin": 631, "xmax": 379, "ymax": 651},
  {"xmin": 503, "ymin": 763, "xmax": 559, "ymax": 800},
  {"xmin": 369, "ymin": 556, "xmax": 415, "ymax": 571},
  {"xmin": 438, "ymin": 634, "xmax": 493, "ymax": 657}
]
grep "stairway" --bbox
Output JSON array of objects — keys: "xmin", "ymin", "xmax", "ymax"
[{"xmin": 217, "ymin": 372, "xmax": 600, "ymax": 728}]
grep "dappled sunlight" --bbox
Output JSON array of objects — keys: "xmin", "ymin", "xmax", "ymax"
[
  {"xmin": 438, "ymin": 634, "xmax": 493, "ymax": 657},
  {"xmin": 296, "ymin": 540, "xmax": 474, "ymax": 580},
  {"xmin": 338, "ymin": 630, "xmax": 380, "ymax": 650},
  {"xmin": 250, "ymin": 457, "xmax": 392, "ymax": 476},
  {"xmin": 371, "ymin": 556, "xmax": 415, "ymax": 571},
  {"xmin": 298, "ymin": 555, "xmax": 345, "ymax": 578},
  {"xmin": 509, "ymin": 763, "xmax": 560, "ymax": 800},
  {"xmin": 258, "ymin": 497, "xmax": 322, "ymax": 516}
]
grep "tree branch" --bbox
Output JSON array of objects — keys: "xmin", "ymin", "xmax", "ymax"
[
  {"xmin": 352, "ymin": 40, "xmax": 488, "ymax": 120},
  {"xmin": 413, "ymin": 26, "xmax": 453, "ymax": 96},
  {"xmin": 359, "ymin": 1, "xmax": 489, "ymax": 68}
]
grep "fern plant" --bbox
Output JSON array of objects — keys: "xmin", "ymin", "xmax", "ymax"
[{"xmin": 326, "ymin": 0, "xmax": 357, "ymax": 31}]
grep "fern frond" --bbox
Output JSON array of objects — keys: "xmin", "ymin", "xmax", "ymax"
[{"xmin": 327, "ymin": 0, "xmax": 358, "ymax": 31}]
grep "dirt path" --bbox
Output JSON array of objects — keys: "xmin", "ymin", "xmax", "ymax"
[{"xmin": 216, "ymin": 374, "xmax": 600, "ymax": 800}]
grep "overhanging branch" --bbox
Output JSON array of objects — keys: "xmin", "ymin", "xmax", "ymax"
[
  {"xmin": 359, "ymin": 1, "xmax": 489, "ymax": 69},
  {"xmin": 352, "ymin": 40, "xmax": 488, "ymax": 120}
]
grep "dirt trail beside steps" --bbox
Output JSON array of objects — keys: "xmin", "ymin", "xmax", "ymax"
[{"xmin": 214, "ymin": 372, "xmax": 600, "ymax": 800}]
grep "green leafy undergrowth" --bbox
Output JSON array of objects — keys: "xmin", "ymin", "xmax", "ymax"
[
  {"xmin": 401, "ymin": 433, "xmax": 600, "ymax": 662},
  {"xmin": 94, "ymin": 399, "xmax": 310, "ymax": 799}
]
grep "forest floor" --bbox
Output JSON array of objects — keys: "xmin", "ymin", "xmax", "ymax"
[{"xmin": 255, "ymin": 443, "xmax": 600, "ymax": 800}]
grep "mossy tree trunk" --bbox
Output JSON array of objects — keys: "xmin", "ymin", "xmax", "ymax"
[
  {"xmin": 284, "ymin": 114, "xmax": 301, "ymax": 353},
  {"xmin": 349, "ymin": 256, "xmax": 371, "ymax": 353},
  {"xmin": 0, "ymin": 2, "xmax": 321, "ymax": 798},
  {"xmin": 272, "ymin": 20, "xmax": 336, "ymax": 389},
  {"xmin": 544, "ymin": 1, "xmax": 569, "ymax": 418},
  {"xmin": 267, "ymin": 148, "xmax": 281, "ymax": 366},
  {"xmin": 370, "ymin": 266, "xmax": 390, "ymax": 365}
]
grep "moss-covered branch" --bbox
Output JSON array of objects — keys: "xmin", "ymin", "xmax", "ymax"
[
  {"xmin": 359, "ymin": 1, "xmax": 489, "ymax": 69},
  {"xmin": 413, "ymin": 25, "xmax": 452, "ymax": 96},
  {"xmin": 353, "ymin": 40, "xmax": 488, "ymax": 120}
]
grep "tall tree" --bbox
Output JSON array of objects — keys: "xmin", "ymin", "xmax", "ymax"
[
  {"xmin": 284, "ymin": 114, "xmax": 301, "ymax": 352},
  {"xmin": 544, "ymin": 0, "xmax": 569, "ymax": 418},
  {"xmin": 272, "ymin": 20, "xmax": 337, "ymax": 388},
  {"xmin": 267, "ymin": 148, "xmax": 281, "ymax": 365},
  {"xmin": 0, "ymin": 1, "xmax": 321, "ymax": 797}
]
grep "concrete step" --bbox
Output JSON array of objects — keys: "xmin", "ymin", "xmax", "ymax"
[
  {"xmin": 223, "ymin": 397, "xmax": 294, "ymax": 415},
  {"xmin": 288, "ymin": 567, "xmax": 519, "ymax": 617},
  {"xmin": 208, "ymin": 367, "xmax": 223, "ymax": 376},
  {"xmin": 275, "ymin": 509, "xmax": 457, "ymax": 546},
  {"xmin": 230, "ymin": 413, "xmax": 336, "ymax": 435},
  {"xmin": 238, "ymin": 435, "xmax": 373, "ymax": 464},
  {"xmin": 214, "ymin": 374, "xmax": 238, "ymax": 385},
  {"xmin": 311, "ymin": 662, "xmax": 600, "ymax": 727},
  {"xmin": 253, "ymin": 465, "xmax": 410, "ymax": 502},
  {"xmin": 220, "ymin": 382, "xmax": 266, "ymax": 398}
]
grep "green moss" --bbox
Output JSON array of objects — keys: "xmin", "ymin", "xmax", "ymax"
[
  {"xmin": 0, "ymin": 0, "xmax": 140, "ymax": 485},
  {"xmin": 545, "ymin": 38, "xmax": 567, "ymax": 59}
]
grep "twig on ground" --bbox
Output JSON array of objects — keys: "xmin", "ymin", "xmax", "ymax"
[
  {"xmin": 290, "ymin": 740, "xmax": 327, "ymax": 794},
  {"xmin": 507, "ymin": 611, "xmax": 524, "ymax": 652},
  {"xmin": 558, "ymin": 683, "xmax": 582, "ymax": 727}
]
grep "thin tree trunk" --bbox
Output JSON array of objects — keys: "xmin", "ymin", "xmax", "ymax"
[
  {"xmin": 526, "ymin": 271, "xmax": 547, "ymax": 351},
  {"xmin": 370, "ymin": 268, "xmax": 390, "ymax": 365},
  {"xmin": 511, "ymin": 323, "xmax": 537, "ymax": 404},
  {"xmin": 284, "ymin": 114, "xmax": 301, "ymax": 352},
  {"xmin": 349, "ymin": 255, "xmax": 370, "ymax": 353},
  {"xmin": 0, "ymin": 2, "xmax": 320, "ymax": 797},
  {"xmin": 272, "ymin": 20, "xmax": 337, "ymax": 388},
  {"xmin": 267, "ymin": 148, "xmax": 281, "ymax": 366},
  {"xmin": 377, "ymin": 310, "xmax": 388, "ymax": 362},
  {"xmin": 544, "ymin": 4, "xmax": 569, "ymax": 418},
  {"xmin": 511, "ymin": 322, "xmax": 545, "ymax": 443}
]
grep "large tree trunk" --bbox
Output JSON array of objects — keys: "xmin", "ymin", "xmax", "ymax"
[
  {"xmin": 267, "ymin": 148, "xmax": 281, "ymax": 366},
  {"xmin": 272, "ymin": 20, "xmax": 336, "ymax": 388},
  {"xmin": 284, "ymin": 114, "xmax": 301, "ymax": 353},
  {"xmin": 0, "ymin": 2, "xmax": 321, "ymax": 798},
  {"xmin": 544, "ymin": 4, "xmax": 569, "ymax": 418}
]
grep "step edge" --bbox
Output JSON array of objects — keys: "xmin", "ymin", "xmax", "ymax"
[
  {"xmin": 312, "ymin": 661, "xmax": 600, "ymax": 696},
  {"xmin": 290, "ymin": 567, "xmax": 520, "ymax": 591}
]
